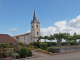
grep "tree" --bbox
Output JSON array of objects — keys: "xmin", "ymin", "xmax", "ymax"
[
  {"xmin": 54, "ymin": 33, "xmax": 66, "ymax": 43},
  {"xmin": 48, "ymin": 34, "xmax": 55, "ymax": 46},
  {"xmin": 48, "ymin": 34, "xmax": 55, "ymax": 42},
  {"xmin": 37, "ymin": 36, "xmax": 43, "ymax": 41},
  {"xmin": 43, "ymin": 36, "xmax": 49, "ymax": 42}
]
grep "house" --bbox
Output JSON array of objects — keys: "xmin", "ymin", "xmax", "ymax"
[
  {"xmin": 0, "ymin": 34, "xmax": 18, "ymax": 43},
  {"xmin": 13, "ymin": 9, "xmax": 40, "ymax": 44}
]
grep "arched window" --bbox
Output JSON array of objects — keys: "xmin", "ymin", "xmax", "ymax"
[
  {"xmin": 36, "ymin": 25, "xmax": 38, "ymax": 28},
  {"xmin": 37, "ymin": 32, "xmax": 38, "ymax": 35}
]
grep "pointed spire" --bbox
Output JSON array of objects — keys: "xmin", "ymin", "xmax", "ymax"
[
  {"xmin": 33, "ymin": 9, "xmax": 37, "ymax": 22},
  {"xmin": 31, "ymin": 8, "xmax": 40, "ymax": 24}
]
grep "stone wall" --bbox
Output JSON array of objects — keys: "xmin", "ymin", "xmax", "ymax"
[{"xmin": 54, "ymin": 46, "xmax": 80, "ymax": 53}]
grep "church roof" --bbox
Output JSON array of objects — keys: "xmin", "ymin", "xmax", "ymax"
[
  {"xmin": 13, "ymin": 32, "xmax": 31, "ymax": 37},
  {"xmin": 31, "ymin": 10, "xmax": 40, "ymax": 24}
]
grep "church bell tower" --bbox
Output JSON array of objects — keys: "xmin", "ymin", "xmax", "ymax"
[{"xmin": 31, "ymin": 9, "xmax": 40, "ymax": 42}]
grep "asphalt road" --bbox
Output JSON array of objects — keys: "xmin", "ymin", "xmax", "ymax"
[{"xmin": 28, "ymin": 52, "xmax": 80, "ymax": 60}]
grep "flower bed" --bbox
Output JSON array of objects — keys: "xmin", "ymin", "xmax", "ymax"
[
  {"xmin": 0, "ymin": 42, "xmax": 35, "ymax": 59},
  {"xmin": 38, "ymin": 48, "xmax": 59, "ymax": 55}
]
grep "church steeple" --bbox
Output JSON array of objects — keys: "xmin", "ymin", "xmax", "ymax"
[
  {"xmin": 33, "ymin": 10, "xmax": 37, "ymax": 22},
  {"xmin": 31, "ymin": 9, "xmax": 40, "ymax": 24}
]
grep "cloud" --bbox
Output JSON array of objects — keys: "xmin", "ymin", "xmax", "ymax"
[
  {"xmin": 27, "ymin": 30, "xmax": 31, "ymax": 33},
  {"xmin": 68, "ymin": 15, "xmax": 80, "ymax": 28},
  {"xmin": 0, "ymin": 6, "xmax": 1, "ymax": 9},
  {"xmin": 41, "ymin": 26, "xmax": 56, "ymax": 36},
  {"xmin": 9, "ymin": 28, "xmax": 17, "ymax": 31}
]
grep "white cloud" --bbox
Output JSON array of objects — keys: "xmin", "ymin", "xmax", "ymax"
[
  {"xmin": 27, "ymin": 30, "xmax": 31, "ymax": 33},
  {"xmin": 68, "ymin": 15, "xmax": 80, "ymax": 28},
  {"xmin": 0, "ymin": 6, "xmax": 1, "ymax": 9},
  {"xmin": 41, "ymin": 26, "xmax": 56, "ymax": 36},
  {"xmin": 9, "ymin": 28, "xmax": 17, "ymax": 31}
]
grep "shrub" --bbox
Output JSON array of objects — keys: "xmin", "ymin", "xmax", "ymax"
[
  {"xmin": 17, "ymin": 42, "xmax": 23, "ymax": 45},
  {"xmin": 43, "ymin": 50, "xmax": 46, "ymax": 53},
  {"xmin": 18, "ymin": 46, "xmax": 29, "ymax": 58},
  {"xmin": 62, "ymin": 42, "xmax": 70, "ymax": 46},
  {"xmin": 34, "ymin": 46, "xmax": 38, "ymax": 49},
  {"xmin": 48, "ymin": 48, "xmax": 55, "ymax": 53},
  {"xmin": 44, "ymin": 42, "xmax": 50, "ymax": 47},
  {"xmin": 39, "ymin": 48, "xmax": 42, "ymax": 52},
  {"xmin": 11, "ymin": 53, "xmax": 20, "ymax": 59},
  {"xmin": 39, "ymin": 43, "xmax": 47, "ymax": 50},
  {"xmin": 6, "ymin": 48, "xmax": 14, "ymax": 57},
  {"xmin": 1, "ymin": 43, "xmax": 9, "ymax": 48},
  {"xmin": 27, "ymin": 50, "xmax": 32, "ymax": 57},
  {"xmin": 50, "ymin": 42, "xmax": 57, "ymax": 46},
  {"xmin": 0, "ymin": 51, "xmax": 6, "ymax": 58},
  {"xmin": 29, "ymin": 42, "xmax": 33, "ymax": 45},
  {"xmin": 33, "ymin": 42, "xmax": 40, "ymax": 48},
  {"xmin": 49, "ymin": 52, "xmax": 52, "ymax": 55},
  {"xmin": 46, "ymin": 51, "xmax": 48, "ymax": 54},
  {"xmin": 9, "ymin": 42, "xmax": 13, "ymax": 45}
]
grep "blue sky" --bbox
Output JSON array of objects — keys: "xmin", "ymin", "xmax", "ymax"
[{"xmin": 0, "ymin": 0, "xmax": 80, "ymax": 38}]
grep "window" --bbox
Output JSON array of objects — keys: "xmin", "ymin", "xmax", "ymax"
[
  {"xmin": 32, "ymin": 26, "xmax": 33, "ymax": 28},
  {"xmin": 37, "ymin": 32, "xmax": 38, "ymax": 35},
  {"xmin": 16, "ymin": 36, "xmax": 18, "ymax": 39},
  {"xmin": 36, "ymin": 25, "xmax": 38, "ymax": 28},
  {"xmin": 4, "ymin": 37, "xmax": 6, "ymax": 39}
]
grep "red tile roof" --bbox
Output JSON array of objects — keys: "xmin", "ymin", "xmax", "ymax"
[{"xmin": 0, "ymin": 34, "xmax": 18, "ymax": 43}]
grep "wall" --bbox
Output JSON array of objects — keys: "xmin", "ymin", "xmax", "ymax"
[{"xmin": 54, "ymin": 46, "xmax": 80, "ymax": 53}]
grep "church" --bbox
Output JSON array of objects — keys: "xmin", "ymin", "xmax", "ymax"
[{"xmin": 13, "ymin": 10, "xmax": 40, "ymax": 44}]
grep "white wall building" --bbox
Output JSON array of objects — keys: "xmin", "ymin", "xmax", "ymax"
[{"xmin": 13, "ymin": 10, "xmax": 40, "ymax": 44}]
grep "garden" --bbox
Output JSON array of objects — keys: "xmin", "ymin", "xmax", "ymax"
[{"xmin": 0, "ymin": 42, "xmax": 34, "ymax": 59}]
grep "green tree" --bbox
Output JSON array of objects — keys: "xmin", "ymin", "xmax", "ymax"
[{"xmin": 43, "ymin": 36, "xmax": 49, "ymax": 42}]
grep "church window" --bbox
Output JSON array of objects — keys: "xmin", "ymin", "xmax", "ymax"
[
  {"xmin": 37, "ymin": 25, "xmax": 38, "ymax": 28},
  {"xmin": 16, "ymin": 36, "xmax": 18, "ymax": 39},
  {"xmin": 37, "ymin": 32, "xmax": 38, "ymax": 35}
]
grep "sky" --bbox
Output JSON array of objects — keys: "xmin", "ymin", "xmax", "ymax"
[{"xmin": 0, "ymin": 0, "xmax": 80, "ymax": 42}]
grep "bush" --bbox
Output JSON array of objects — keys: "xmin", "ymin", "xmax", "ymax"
[
  {"xmin": 62, "ymin": 42, "xmax": 70, "ymax": 46},
  {"xmin": 49, "ymin": 52, "xmax": 52, "ymax": 55},
  {"xmin": 32, "ymin": 42, "xmax": 40, "ymax": 48},
  {"xmin": 11, "ymin": 53, "xmax": 20, "ymax": 59},
  {"xmin": 17, "ymin": 42, "xmax": 23, "ymax": 45},
  {"xmin": 18, "ymin": 46, "xmax": 29, "ymax": 58},
  {"xmin": 39, "ymin": 43, "xmax": 47, "ymax": 50},
  {"xmin": 50, "ymin": 42, "xmax": 57, "ymax": 46},
  {"xmin": 70, "ymin": 42, "xmax": 78, "ymax": 45},
  {"xmin": 46, "ymin": 51, "xmax": 48, "ymax": 54},
  {"xmin": 1, "ymin": 43, "xmax": 9, "ymax": 48},
  {"xmin": 6, "ymin": 48, "xmax": 14, "ymax": 57},
  {"xmin": 9, "ymin": 42, "xmax": 13, "ymax": 45},
  {"xmin": 29, "ymin": 42, "xmax": 33, "ymax": 45},
  {"xmin": 44, "ymin": 42, "xmax": 50, "ymax": 47},
  {"xmin": 0, "ymin": 51, "xmax": 6, "ymax": 58},
  {"xmin": 27, "ymin": 50, "xmax": 32, "ymax": 57},
  {"xmin": 34, "ymin": 46, "xmax": 38, "ymax": 49},
  {"xmin": 47, "ymin": 48, "xmax": 55, "ymax": 53}
]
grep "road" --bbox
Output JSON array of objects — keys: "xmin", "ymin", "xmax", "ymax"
[{"xmin": 28, "ymin": 52, "xmax": 80, "ymax": 60}]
